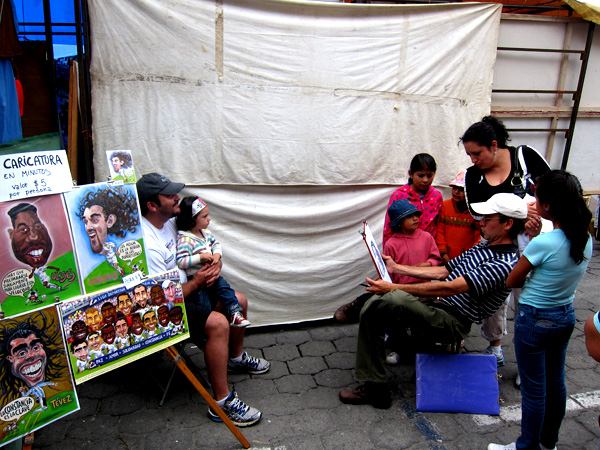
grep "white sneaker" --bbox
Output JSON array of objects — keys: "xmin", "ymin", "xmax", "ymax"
[
  {"xmin": 207, "ymin": 391, "xmax": 261, "ymax": 427},
  {"xmin": 488, "ymin": 443, "xmax": 516, "ymax": 450},
  {"xmin": 386, "ymin": 352, "xmax": 400, "ymax": 365},
  {"xmin": 227, "ymin": 351, "xmax": 270, "ymax": 374},
  {"xmin": 484, "ymin": 345, "xmax": 505, "ymax": 367}
]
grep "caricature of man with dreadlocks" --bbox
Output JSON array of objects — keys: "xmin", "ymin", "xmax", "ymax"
[
  {"xmin": 76, "ymin": 186, "xmax": 139, "ymax": 276},
  {"xmin": 0, "ymin": 314, "xmax": 64, "ymax": 412},
  {"xmin": 110, "ymin": 151, "xmax": 135, "ymax": 183}
]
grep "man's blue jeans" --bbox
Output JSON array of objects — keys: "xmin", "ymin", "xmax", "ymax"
[{"xmin": 514, "ymin": 303, "xmax": 575, "ymax": 450}]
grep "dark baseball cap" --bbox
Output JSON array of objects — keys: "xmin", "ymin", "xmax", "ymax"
[{"xmin": 136, "ymin": 173, "xmax": 185, "ymax": 200}]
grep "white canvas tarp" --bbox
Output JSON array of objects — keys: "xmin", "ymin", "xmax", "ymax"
[{"xmin": 88, "ymin": 0, "xmax": 501, "ymax": 326}]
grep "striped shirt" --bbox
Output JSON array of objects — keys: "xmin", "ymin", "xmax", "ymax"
[
  {"xmin": 176, "ymin": 229, "xmax": 222, "ymax": 277},
  {"xmin": 444, "ymin": 242, "xmax": 518, "ymax": 323}
]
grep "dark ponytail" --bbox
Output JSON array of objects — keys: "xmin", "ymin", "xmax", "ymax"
[
  {"xmin": 460, "ymin": 115, "xmax": 511, "ymax": 149},
  {"xmin": 535, "ymin": 170, "xmax": 591, "ymax": 264}
]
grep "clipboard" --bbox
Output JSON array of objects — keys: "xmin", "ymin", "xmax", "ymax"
[{"xmin": 360, "ymin": 221, "xmax": 393, "ymax": 283}]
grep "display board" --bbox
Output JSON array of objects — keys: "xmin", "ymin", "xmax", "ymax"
[
  {"xmin": 63, "ymin": 182, "xmax": 147, "ymax": 294},
  {"xmin": 361, "ymin": 221, "xmax": 392, "ymax": 283},
  {"xmin": 0, "ymin": 194, "xmax": 82, "ymax": 318},
  {"xmin": 59, "ymin": 270, "xmax": 189, "ymax": 384},
  {"xmin": 0, "ymin": 307, "xmax": 79, "ymax": 447},
  {"xmin": 0, "ymin": 149, "xmax": 191, "ymax": 441}
]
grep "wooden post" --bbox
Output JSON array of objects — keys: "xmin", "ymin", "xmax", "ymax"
[{"xmin": 67, "ymin": 60, "xmax": 79, "ymax": 183}]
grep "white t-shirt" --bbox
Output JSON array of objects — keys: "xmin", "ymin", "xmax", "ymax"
[{"xmin": 141, "ymin": 217, "xmax": 187, "ymax": 282}]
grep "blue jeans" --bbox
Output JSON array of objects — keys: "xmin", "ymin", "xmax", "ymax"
[
  {"xmin": 514, "ymin": 303, "xmax": 575, "ymax": 450},
  {"xmin": 184, "ymin": 276, "xmax": 241, "ymax": 345}
]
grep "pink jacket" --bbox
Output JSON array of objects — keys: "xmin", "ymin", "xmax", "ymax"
[
  {"xmin": 383, "ymin": 184, "xmax": 443, "ymax": 246},
  {"xmin": 383, "ymin": 229, "xmax": 442, "ymax": 284}
]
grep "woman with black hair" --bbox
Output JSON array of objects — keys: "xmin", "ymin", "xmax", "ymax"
[
  {"xmin": 461, "ymin": 116, "xmax": 549, "ymax": 222},
  {"xmin": 461, "ymin": 116, "xmax": 551, "ymax": 370},
  {"xmin": 488, "ymin": 170, "xmax": 593, "ymax": 450}
]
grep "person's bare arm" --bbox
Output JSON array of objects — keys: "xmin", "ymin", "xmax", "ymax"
[
  {"xmin": 181, "ymin": 260, "xmax": 222, "ymax": 297},
  {"xmin": 383, "ymin": 254, "xmax": 450, "ymax": 281},
  {"xmin": 584, "ymin": 313, "xmax": 600, "ymax": 363},
  {"xmin": 365, "ymin": 276, "xmax": 469, "ymax": 297},
  {"xmin": 506, "ymin": 256, "xmax": 533, "ymax": 288},
  {"xmin": 524, "ymin": 201, "xmax": 542, "ymax": 238}
]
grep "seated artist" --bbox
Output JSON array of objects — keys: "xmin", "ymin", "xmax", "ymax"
[
  {"xmin": 339, "ymin": 193, "xmax": 527, "ymax": 409},
  {"xmin": 136, "ymin": 173, "xmax": 269, "ymax": 427}
]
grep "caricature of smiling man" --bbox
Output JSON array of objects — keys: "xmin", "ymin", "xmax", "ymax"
[{"xmin": 7, "ymin": 203, "xmax": 61, "ymax": 291}]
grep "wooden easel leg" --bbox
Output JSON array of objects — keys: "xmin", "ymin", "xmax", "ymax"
[
  {"xmin": 164, "ymin": 346, "xmax": 250, "ymax": 449},
  {"xmin": 22, "ymin": 432, "xmax": 34, "ymax": 450}
]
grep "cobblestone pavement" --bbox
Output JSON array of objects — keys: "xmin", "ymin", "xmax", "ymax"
[{"xmin": 33, "ymin": 240, "xmax": 600, "ymax": 450}]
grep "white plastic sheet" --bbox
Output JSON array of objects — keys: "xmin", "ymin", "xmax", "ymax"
[
  {"xmin": 181, "ymin": 184, "xmax": 396, "ymax": 326},
  {"xmin": 88, "ymin": 0, "xmax": 501, "ymax": 325}
]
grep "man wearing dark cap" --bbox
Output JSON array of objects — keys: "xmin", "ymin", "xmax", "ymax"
[{"xmin": 136, "ymin": 173, "xmax": 268, "ymax": 427}]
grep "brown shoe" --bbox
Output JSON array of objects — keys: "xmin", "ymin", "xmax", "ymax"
[
  {"xmin": 333, "ymin": 293, "xmax": 372, "ymax": 324},
  {"xmin": 339, "ymin": 383, "xmax": 391, "ymax": 409}
]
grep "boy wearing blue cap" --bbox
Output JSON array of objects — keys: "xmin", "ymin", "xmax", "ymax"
[
  {"xmin": 384, "ymin": 199, "xmax": 442, "ymax": 285},
  {"xmin": 384, "ymin": 199, "xmax": 442, "ymax": 364}
]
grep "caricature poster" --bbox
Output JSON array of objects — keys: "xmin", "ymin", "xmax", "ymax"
[
  {"xmin": 0, "ymin": 194, "xmax": 82, "ymax": 318},
  {"xmin": 106, "ymin": 150, "xmax": 136, "ymax": 183},
  {"xmin": 59, "ymin": 270, "xmax": 188, "ymax": 384},
  {"xmin": 63, "ymin": 182, "xmax": 148, "ymax": 294},
  {"xmin": 0, "ymin": 306, "xmax": 79, "ymax": 447}
]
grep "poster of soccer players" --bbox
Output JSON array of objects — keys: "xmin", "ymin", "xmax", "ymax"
[
  {"xmin": 63, "ymin": 182, "xmax": 148, "ymax": 294},
  {"xmin": 59, "ymin": 270, "xmax": 188, "ymax": 384},
  {"xmin": 0, "ymin": 194, "xmax": 82, "ymax": 318},
  {"xmin": 0, "ymin": 306, "xmax": 79, "ymax": 447}
]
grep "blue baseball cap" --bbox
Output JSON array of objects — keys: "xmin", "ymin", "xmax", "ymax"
[{"xmin": 388, "ymin": 200, "xmax": 421, "ymax": 228}]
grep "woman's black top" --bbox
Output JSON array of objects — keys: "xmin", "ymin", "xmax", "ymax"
[{"xmin": 465, "ymin": 145, "xmax": 550, "ymax": 218}]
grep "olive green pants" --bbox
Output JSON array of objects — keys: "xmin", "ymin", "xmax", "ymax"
[{"xmin": 355, "ymin": 291, "xmax": 472, "ymax": 384}]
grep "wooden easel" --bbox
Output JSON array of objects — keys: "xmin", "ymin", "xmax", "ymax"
[{"xmin": 164, "ymin": 346, "xmax": 250, "ymax": 449}]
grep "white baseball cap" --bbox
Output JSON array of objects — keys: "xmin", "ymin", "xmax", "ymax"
[{"xmin": 471, "ymin": 193, "xmax": 528, "ymax": 220}]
